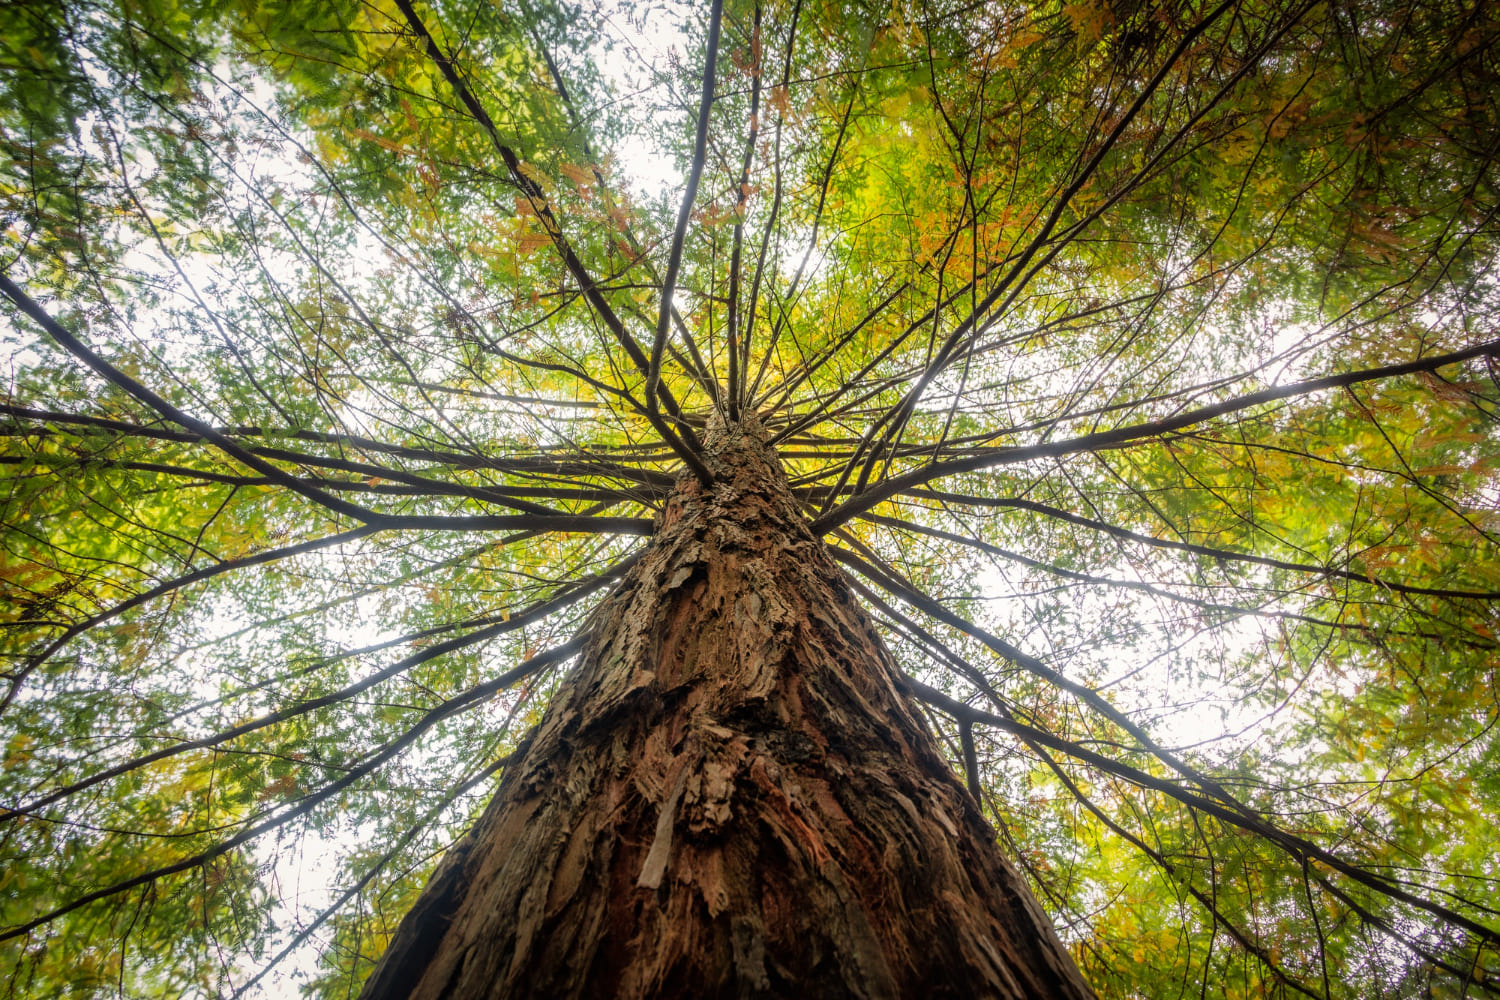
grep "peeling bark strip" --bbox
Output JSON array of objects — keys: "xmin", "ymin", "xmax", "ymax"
[{"xmin": 360, "ymin": 419, "xmax": 1095, "ymax": 1000}]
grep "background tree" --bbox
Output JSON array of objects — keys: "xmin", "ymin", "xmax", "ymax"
[{"xmin": 1, "ymin": 0, "xmax": 1498, "ymax": 995}]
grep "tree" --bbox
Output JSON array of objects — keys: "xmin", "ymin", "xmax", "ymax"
[{"xmin": 0, "ymin": 0, "xmax": 1497, "ymax": 995}]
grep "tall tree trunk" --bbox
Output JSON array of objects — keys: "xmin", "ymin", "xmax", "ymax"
[{"xmin": 359, "ymin": 419, "xmax": 1095, "ymax": 999}]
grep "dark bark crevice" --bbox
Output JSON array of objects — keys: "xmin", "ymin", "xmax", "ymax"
[{"xmin": 360, "ymin": 416, "xmax": 1095, "ymax": 999}]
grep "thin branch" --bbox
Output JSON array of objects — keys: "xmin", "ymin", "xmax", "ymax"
[
  {"xmin": 814, "ymin": 341, "xmax": 1500, "ymax": 532},
  {"xmin": 648, "ymin": 0, "xmax": 726, "ymax": 427},
  {"xmin": 0, "ymin": 634, "xmax": 589, "ymax": 943}
]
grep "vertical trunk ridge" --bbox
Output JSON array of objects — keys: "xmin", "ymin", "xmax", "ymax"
[{"xmin": 360, "ymin": 418, "xmax": 1096, "ymax": 999}]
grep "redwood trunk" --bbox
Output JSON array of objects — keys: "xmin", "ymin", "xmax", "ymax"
[{"xmin": 360, "ymin": 420, "xmax": 1095, "ymax": 999}]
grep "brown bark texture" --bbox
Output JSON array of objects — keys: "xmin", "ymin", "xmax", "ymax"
[{"xmin": 359, "ymin": 419, "xmax": 1096, "ymax": 1000}]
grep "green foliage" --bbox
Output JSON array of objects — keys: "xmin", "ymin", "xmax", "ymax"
[{"xmin": 1, "ymin": 0, "xmax": 1498, "ymax": 995}]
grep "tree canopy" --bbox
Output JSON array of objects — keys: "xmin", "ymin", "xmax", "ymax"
[{"xmin": 1, "ymin": 0, "xmax": 1498, "ymax": 995}]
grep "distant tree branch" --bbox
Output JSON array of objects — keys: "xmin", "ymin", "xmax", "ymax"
[
  {"xmin": 815, "ymin": 340, "xmax": 1500, "ymax": 531},
  {"xmin": 390, "ymin": 0, "xmax": 712, "ymax": 484},
  {"xmin": 0, "ymin": 556, "xmax": 634, "ymax": 823},
  {"xmin": 0, "ymin": 633, "xmax": 590, "ymax": 943}
]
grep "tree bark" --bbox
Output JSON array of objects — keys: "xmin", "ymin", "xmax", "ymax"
[{"xmin": 359, "ymin": 418, "xmax": 1096, "ymax": 999}]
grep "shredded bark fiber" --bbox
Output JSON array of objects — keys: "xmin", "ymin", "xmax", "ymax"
[{"xmin": 359, "ymin": 418, "xmax": 1096, "ymax": 999}]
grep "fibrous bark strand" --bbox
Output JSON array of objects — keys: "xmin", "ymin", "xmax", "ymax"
[{"xmin": 361, "ymin": 418, "xmax": 1095, "ymax": 1000}]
